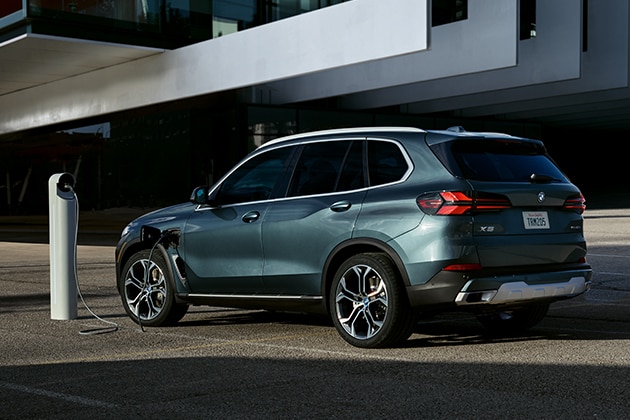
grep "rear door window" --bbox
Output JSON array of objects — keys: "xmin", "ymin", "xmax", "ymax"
[
  {"xmin": 287, "ymin": 140, "xmax": 354, "ymax": 196},
  {"xmin": 286, "ymin": 138, "xmax": 409, "ymax": 197}
]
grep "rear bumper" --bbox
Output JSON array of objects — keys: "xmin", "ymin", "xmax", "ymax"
[
  {"xmin": 455, "ymin": 274, "xmax": 591, "ymax": 306},
  {"xmin": 406, "ymin": 264, "xmax": 592, "ymax": 310}
]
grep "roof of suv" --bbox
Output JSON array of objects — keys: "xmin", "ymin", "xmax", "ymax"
[
  {"xmin": 259, "ymin": 126, "xmax": 529, "ymax": 150},
  {"xmin": 260, "ymin": 127, "xmax": 426, "ymax": 149}
]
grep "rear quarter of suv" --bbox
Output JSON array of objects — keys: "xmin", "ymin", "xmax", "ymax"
[{"xmin": 115, "ymin": 126, "xmax": 592, "ymax": 348}]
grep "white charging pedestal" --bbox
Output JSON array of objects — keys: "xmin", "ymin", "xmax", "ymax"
[{"xmin": 48, "ymin": 172, "xmax": 78, "ymax": 320}]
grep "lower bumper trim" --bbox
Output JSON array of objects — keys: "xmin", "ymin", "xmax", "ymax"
[{"xmin": 455, "ymin": 276, "xmax": 591, "ymax": 306}]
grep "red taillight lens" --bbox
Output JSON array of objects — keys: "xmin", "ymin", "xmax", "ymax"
[
  {"xmin": 436, "ymin": 191, "xmax": 474, "ymax": 215},
  {"xmin": 417, "ymin": 191, "xmax": 511, "ymax": 215},
  {"xmin": 443, "ymin": 263, "xmax": 483, "ymax": 271},
  {"xmin": 563, "ymin": 194, "xmax": 586, "ymax": 214},
  {"xmin": 416, "ymin": 193, "xmax": 446, "ymax": 212}
]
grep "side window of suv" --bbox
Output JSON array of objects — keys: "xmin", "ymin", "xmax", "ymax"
[
  {"xmin": 336, "ymin": 140, "xmax": 365, "ymax": 192},
  {"xmin": 287, "ymin": 140, "xmax": 352, "ymax": 196},
  {"xmin": 368, "ymin": 140, "xmax": 408, "ymax": 186},
  {"xmin": 217, "ymin": 147, "xmax": 293, "ymax": 205}
]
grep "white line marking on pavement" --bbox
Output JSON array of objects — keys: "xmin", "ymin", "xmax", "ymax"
[
  {"xmin": 588, "ymin": 253, "xmax": 630, "ymax": 258},
  {"xmin": 0, "ymin": 381, "xmax": 118, "ymax": 408}
]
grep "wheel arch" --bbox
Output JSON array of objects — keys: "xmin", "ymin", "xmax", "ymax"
[
  {"xmin": 322, "ymin": 238, "xmax": 410, "ymax": 313},
  {"xmin": 116, "ymin": 239, "xmax": 145, "ymax": 286},
  {"xmin": 116, "ymin": 239, "xmax": 178, "ymax": 294}
]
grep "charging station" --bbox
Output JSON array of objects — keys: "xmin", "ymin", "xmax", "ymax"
[{"xmin": 48, "ymin": 172, "xmax": 78, "ymax": 320}]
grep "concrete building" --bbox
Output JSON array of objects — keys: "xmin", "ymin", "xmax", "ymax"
[{"xmin": 0, "ymin": 0, "xmax": 627, "ymax": 214}]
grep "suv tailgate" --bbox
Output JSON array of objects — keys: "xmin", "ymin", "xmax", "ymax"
[{"xmin": 469, "ymin": 181, "xmax": 586, "ymax": 267}]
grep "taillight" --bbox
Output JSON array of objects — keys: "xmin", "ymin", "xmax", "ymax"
[
  {"xmin": 417, "ymin": 191, "xmax": 511, "ymax": 215},
  {"xmin": 443, "ymin": 263, "xmax": 483, "ymax": 271},
  {"xmin": 563, "ymin": 194, "xmax": 586, "ymax": 214}
]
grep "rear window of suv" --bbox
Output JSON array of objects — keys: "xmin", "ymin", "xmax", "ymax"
[{"xmin": 431, "ymin": 139, "xmax": 569, "ymax": 183}]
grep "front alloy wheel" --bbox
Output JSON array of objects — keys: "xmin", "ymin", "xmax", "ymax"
[
  {"xmin": 330, "ymin": 253, "xmax": 416, "ymax": 348},
  {"xmin": 119, "ymin": 249, "xmax": 188, "ymax": 326}
]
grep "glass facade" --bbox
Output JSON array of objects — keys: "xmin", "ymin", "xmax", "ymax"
[
  {"xmin": 213, "ymin": 0, "xmax": 348, "ymax": 38},
  {"xmin": 17, "ymin": 1, "xmax": 212, "ymax": 48},
  {"xmin": 519, "ymin": 0, "xmax": 536, "ymax": 40},
  {"xmin": 0, "ymin": 0, "xmax": 23, "ymax": 18},
  {"xmin": 432, "ymin": 0, "xmax": 467, "ymax": 27},
  {"xmin": 0, "ymin": 1, "xmax": 350, "ymax": 48}
]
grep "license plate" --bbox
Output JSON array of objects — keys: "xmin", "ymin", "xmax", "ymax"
[{"xmin": 522, "ymin": 211, "xmax": 550, "ymax": 229}]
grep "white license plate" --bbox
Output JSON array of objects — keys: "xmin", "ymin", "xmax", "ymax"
[{"xmin": 522, "ymin": 211, "xmax": 550, "ymax": 229}]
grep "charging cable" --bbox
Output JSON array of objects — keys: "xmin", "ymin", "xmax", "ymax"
[
  {"xmin": 137, "ymin": 238, "xmax": 161, "ymax": 333},
  {"xmin": 67, "ymin": 185, "xmax": 119, "ymax": 335},
  {"xmin": 137, "ymin": 230, "xmax": 178, "ymax": 332}
]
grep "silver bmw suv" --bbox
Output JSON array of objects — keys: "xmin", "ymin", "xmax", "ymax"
[{"xmin": 116, "ymin": 127, "xmax": 592, "ymax": 348}]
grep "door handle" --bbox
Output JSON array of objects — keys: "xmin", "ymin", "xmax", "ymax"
[
  {"xmin": 242, "ymin": 211, "xmax": 260, "ymax": 223},
  {"xmin": 330, "ymin": 201, "xmax": 352, "ymax": 212}
]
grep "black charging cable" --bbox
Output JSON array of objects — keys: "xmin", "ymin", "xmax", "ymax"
[{"xmin": 137, "ymin": 229, "xmax": 179, "ymax": 332}]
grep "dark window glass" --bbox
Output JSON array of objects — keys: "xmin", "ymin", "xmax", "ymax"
[
  {"xmin": 247, "ymin": 106, "xmax": 298, "ymax": 148},
  {"xmin": 213, "ymin": 0, "xmax": 257, "ymax": 36},
  {"xmin": 520, "ymin": 0, "xmax": 536, "ymax": 40},
  {"xmin": 269, "ymin": 0, "xmax": 348, "ymax": 21},
  {"xmin": 288, "ymin": 141, "xmax": 350, "ymax": 196},
  {"xmin": 368, "ymin": 141, "xmax": 408, "ymax": 186},
  {"xmin": 1, "ymin": 0, "xmax": 22, "ymax": 17},
  {"xmin": 582, "ymin": 0, "xmax": 588, "ymax": 51},
  {"xmin": 447, "ymin": 140, "xmax": 569, "ymax": 183},
  {"xmin": 212, "ymin": 0, "xmax": 350, "ymax": 38},
  {"xmin": 218, "ymin": 147, "xmax": 292, "ymax": 205},
  {"xmin": 337, "ymin": 140, "xmax": 365, "ymax": 192},
  {"xmin": 432, "ymin": 0, "xmax": 467, "ymax": 27}
]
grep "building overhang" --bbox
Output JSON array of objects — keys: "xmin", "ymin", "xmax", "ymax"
[
  {"xmin": 0, "ymin": 33, "xmax": 163, "ymax": 96},
  {"xmin": 0, "ymin": 0, "xmax": 428, "ymax": 136}
]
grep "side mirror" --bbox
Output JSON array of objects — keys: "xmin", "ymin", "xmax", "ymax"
[{"xmin": 190, "ymin": 186, "xmax": 209, "ymax": 205}]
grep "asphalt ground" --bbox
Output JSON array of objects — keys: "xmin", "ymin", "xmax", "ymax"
[{"xmin": 1, "ymin": 208, "xmax": 630, "ymax": 419}]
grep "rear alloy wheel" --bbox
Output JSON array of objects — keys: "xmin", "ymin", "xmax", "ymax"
[
  {"xmin": 476, "ymin": 303, "xmax": 549, "ymax": 334},
  {"xmin": 119, "ymin": 249, "xmax": 188, "ymax": 327},
  {"xmin": 330, "ymin": 253, "xmax": 416, "ymax": 348}
]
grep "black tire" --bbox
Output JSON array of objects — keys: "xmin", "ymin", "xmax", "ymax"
[
  {"xmin": 329, "ymin": 252, "xmax": 416, "ymax": 348},
  {"xmin": 476, "ymin": 303, "xmax": 549, "ymax": 334},
  {"xmin": 119, "ymin": 249, "xmax": 188, "ymax": 327}
]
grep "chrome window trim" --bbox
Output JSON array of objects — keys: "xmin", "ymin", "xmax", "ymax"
[{"xmin": 194, "ymin": 133, "xmax": 415, "ymax": 211}]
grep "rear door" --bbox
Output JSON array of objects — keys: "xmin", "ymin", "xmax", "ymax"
[{"xmin": 261, "ymin": 139, "xmax": 367, "ymax": 295}]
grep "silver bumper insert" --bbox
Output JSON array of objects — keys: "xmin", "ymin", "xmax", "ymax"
[{"xmin": 455, "ymin": 276, "xmax": 591, "ymax": 306}]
